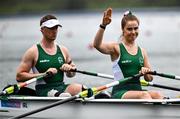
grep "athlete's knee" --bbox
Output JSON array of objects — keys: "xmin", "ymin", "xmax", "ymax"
[
  {"xmin": 66, "ymin": 83, "xmax": 82, "ymax": 96},
  {"xmin": 150, "ymin": 91, "xmax": 163, "ymax": 99}
]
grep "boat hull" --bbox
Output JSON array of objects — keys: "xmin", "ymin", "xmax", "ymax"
[{"xmin": 1, "ymin": 97, "xmax": 180, "ymax": 119}]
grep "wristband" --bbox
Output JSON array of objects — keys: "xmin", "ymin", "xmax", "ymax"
[{"xmin": 99, "ymin": 24, "xmax": 106, "ymax": 30}]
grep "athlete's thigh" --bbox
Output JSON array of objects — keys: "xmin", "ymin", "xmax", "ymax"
[{"xmin": 122, "ymin": 90, "xmax": 151, "ymax": 99}]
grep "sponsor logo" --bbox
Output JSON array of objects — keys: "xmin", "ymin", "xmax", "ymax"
[
  {"xmin": 39, "ymin": 59, "xmax": 50, "ymax": 63},
  {"xmin": 121, "ymin": 60, "xmax": 132, "ymax": 64},
  {"xmin": 1, "ymin": 100, "xmax": 21, "ymax": 108}
]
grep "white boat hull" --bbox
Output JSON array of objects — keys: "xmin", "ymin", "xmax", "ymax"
[{"xmin": 1, "ymin": 96, "xmax": 180, "ymax": 119}]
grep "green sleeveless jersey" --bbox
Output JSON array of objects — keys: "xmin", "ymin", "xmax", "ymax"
[
  {"xmin": 119, "ymin": 43, "xmax": 144, "ymax": 80},
  {"xmin": 112, "ymin": 43, "xmax": 144, "ymax": 97},
  {"xmin": 35, "ymin": 44, "xmax": 65, "ymax": 84}
]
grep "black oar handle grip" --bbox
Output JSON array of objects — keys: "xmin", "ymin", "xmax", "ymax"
[
  {"xmin": 43, "ymin": 71, "xmax": 54, "ymax": 79},
  {"xmin": 70, "ymin": 69, "xmax": 77, "ymax": 72},
  {"xmin": 147, "ymin": 71, "xmax": 157, "ymax": 75},
  {"xmin": 71, "ymin": 69, "xmax": 98, "ymax": 77}
]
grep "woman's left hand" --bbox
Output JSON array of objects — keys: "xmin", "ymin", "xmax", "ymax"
[{"xmin": 140, "ymin": 67, "xmax": 153, "ymax": 81}]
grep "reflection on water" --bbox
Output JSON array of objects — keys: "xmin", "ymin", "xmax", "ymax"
[{"xmin": 0, "ymin": 10, "xmax": 180, "ymax": 99}]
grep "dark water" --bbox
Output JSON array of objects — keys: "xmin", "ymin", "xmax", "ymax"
[{"xmin": 0, "ymin": 10, "xmax": 180, "ymax": 102}]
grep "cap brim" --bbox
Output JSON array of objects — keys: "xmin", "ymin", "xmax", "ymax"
[
  {"xmin": 46, "ymin": 24, "xmax": 62, "ymax": 28},
  {"xmin": 41, "ymin": 19, "xmax": 62, "ymax": 28}
]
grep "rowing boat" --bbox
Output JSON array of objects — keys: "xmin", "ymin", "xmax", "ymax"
[
  {"xmin": 1, "ymin": 71, "xmax": 180, "ymax": 119},
  {"xmin": 1, "ymin": 96, "xmax": 180, "ymax": 119}
]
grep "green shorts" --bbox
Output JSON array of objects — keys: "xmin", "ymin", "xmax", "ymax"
[
  {"xmin": 112, "ymin": 83, "xmax": 142, "ymax": 99},
  {"xmin": 112, "ymin": 89, "xmax": 147, "ymax": 99},
  {"xmin": 112, "ymin": 90, "xmax": 128, "ymax": 99},
  {"xmin": 35, "ymin": 82, "xmax": 69, "ymax": 96}
]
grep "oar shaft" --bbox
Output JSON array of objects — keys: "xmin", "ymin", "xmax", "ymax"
[
  {"xmin": 150, "ymin": 71, "xmax": 180, "ymax": 80},
  {"xmin": 18, "ymin": 77, "xmax": 38, "ymax": 88},
  {"xmin": 75, "ymin": 70, "xmax": 97, "ymax": 76},
  {"xmin": 1, "ymin": 72, "xmax": 53, "ymax": 96},
  {"xmin": 156, "ymin": 73, "xmax": 175, "ymax": 79},
  {"xmin": 75, "ymin": 70, "xmax": 114, "ymax": 79},
  {"xmin": 79, "ymin": 73, "xmax": 143, "ymax": 98},
  {"xmin": 148, "ymin": 82, "xmax": 180, "ymax": 91},
  {"xmin": 75, "ymin": 69, "xmax": 180, "ymax": 81},
  {"xmin": 103, "ymin": 74, "xmax": 142, "ymax": 89},
  {"xmin": 96, "ymin": 73, "xmax": 114, "ymax": 79},
  {"xmin": 75, "ymin": 69, "xmax": 180, "ymax": 92}
]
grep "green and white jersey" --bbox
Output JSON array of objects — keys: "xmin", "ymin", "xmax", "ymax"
[
  {"xmin": 112, "ymin": 43, "xmax": 144, "ymax": 96},
  {"xmin": 32, "ymin": 43, "xmax": 65, "ymax": 86}
]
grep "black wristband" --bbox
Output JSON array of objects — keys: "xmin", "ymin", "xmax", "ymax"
[{"xmin": 99, "ymin": 24, "xmax": 106, "ymax": 30}]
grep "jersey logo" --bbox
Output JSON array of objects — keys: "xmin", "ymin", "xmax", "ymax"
[{"xmin": 58, "ymin": 57, "xmax": 64, "ymax": 64}]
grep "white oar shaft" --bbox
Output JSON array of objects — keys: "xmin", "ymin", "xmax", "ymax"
[
  {"xmin": 25, "ymin": 77, "xmax": 38, "ymax": 85},
  {"xmin": 18, "ymin": 75, "xmax": 45, "ymax": 88},
  {"xmin": 106, "ymin": 80, "xmax": 119, "ymax": 88},
  {"xmin": 0, "ymin": 73, "xmax": 52, "ymax": 96},
  {"xmin": 97, "ymin": 73, "xmax": 114, "ymax": 79},
  {"xmin": 175, "ymin": 76, "xmax": 180, "ymax": 80}
]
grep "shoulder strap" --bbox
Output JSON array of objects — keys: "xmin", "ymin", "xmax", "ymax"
[
  {"xmin": 137, "ymin": 46, "xmax": 144, "ymax": 58},
  {"xmin": 119, "ymin": 43, "xmax": 127, "ymax": 55}
]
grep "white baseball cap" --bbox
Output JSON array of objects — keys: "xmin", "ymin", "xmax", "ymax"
[{"xmin": 40, "ymin": 19, "xmax": 62, "ymax": 28}]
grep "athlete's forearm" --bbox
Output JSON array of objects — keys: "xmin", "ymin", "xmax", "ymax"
[
  {"xmin": 93, "ymin": 28, "xmax": 105, "ymax": 49},
  {"xmin": 16, "ymin": 72, "xmax": 44, "ymax": 82}
]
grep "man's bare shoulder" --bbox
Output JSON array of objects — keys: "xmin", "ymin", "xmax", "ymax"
[
  {"xmin": 58, "ymin": 45, "xmax": 69, "ymax": 53},
  {"xmin": 26, "ymin": 44, "xmax": 38, "ymax": 53},
  {"xmin": 22, "ymin": 44, "xmax": 38, "ymax": 59}
]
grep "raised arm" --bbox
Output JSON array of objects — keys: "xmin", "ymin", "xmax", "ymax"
[{"xmin": 93, "ymin": 8, "xmax": 115, "ymax": 55}]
